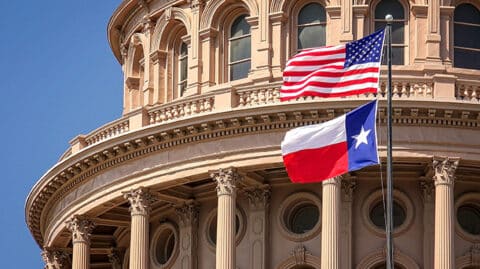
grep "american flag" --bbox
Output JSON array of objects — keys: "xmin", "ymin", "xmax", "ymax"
[{"xmin": 280, "ymin": 29, "xmax": 385, "ymax": 101}]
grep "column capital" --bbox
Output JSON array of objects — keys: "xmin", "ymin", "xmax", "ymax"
[
  {"xmin": 420, "ymin": 180, "xmax": 435, "ymax": 203},
  {"xmin": 175, "ymin": 201, "xmax": 200, "ymax": 228},
  {"xmin": 244, "ymin": 186, "xmax": 271, "ymax": 210},
  {"xmin": 123, "ymin": 187, "xmax": 156, "ymax": 216},
  {"xmin": 107, "ymin": 248, "xmax": 123, "ymax": 269},
  {"xmin": 66, "ymin": 215, "xmax": 95, "ymax": 244},
  {"xmin": 211, "ymin": 167, "xmax": 242, "ymax": 196},
  {"xmin": 42, "ymin": 248, "xmax": 70, "ymax": 269},
  {"xmin": 323, "ymin": 175, "xmax": 343, "ymax": 186},
  {"xmin": 341, "ymin": 179, "xmax": 356, "ymax": 202},
  {"xmin": 432, "ymin": 157, "xmax": 459, "ymax": 186}
]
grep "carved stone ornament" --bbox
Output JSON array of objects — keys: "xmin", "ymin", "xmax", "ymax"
[
  {"xmin": 189, "ymin": 0, "xmax": 204, "ymax": 10},
  {"xmin": 175, "ymin": 202, "xmax": 199, "ymax": 228},
  {"xmin": 291, "ymin": 245, "xmax": 309, "ymax": 265},
  {"xmin": 472, "ymin": 244, "xmax": 480, "ymax": 266},
  {"xmin": 107, "ymin": 248, "xmax": 122, "ymax": 269},
  {"xmin": 123, "ymin": 187, "xmax": 156, "ymax": 216},
  {"xmin": 420, "ymin": 180, "xmax": 435, "ymax": 203},
  {"xmin": 341, "ymin": 179, "xmax": 356, "ymax": 202},
  {"xmin": 244, "ymin": 186, "xmax": 271, "ymax": 210},
  {"xmin": 42, "ymin": 248, "xmax": 70, "ymax": 269},
  {"xmin": 323, "ymin": 175, "xmax": 343, "ymax": 186},
  {"xmin": 432, "ymin": 157, "xmax": 459, "ymax": 186},
  {"xmin": 65, "ymin": 215, "xmax": 95, "ymax": 244},
  {"xmin": 211, "ymin": 168, "xmax": 242, "ymax": 196}
]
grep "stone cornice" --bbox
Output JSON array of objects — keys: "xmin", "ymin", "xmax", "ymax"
[{"xmin": 26, "ymin": 98, "xmax": 480, "ymax": 247}]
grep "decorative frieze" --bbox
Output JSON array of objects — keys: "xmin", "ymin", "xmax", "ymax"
[
  {"xmin": 66, "ymin": 216, "xmax": 95, "ymax": 244},
  {"xmin": 123, "ymin": 187, "xmax": 156, "ymax": 216},
  {"xmin": 211, "ymin": 168, "xmax": 241, "ymax": 196}
]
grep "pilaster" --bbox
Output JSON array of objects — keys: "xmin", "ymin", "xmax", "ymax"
[
  {"xmin": 245, "ymin": 186, "xmax": 271, "ymax": 269},
  {"xmin": 107, "ymin": 248, "xmax": 123, "ymax": 269},
  {"xmin": 199, "ymin": 28, "xmax": 218, "ymax": 87},
  {"xmin": 141, "ymin": 18, "xmax": 155, "ymax": 105},
  {"xmin": 421, "ymin": 180, "xmax": 435, "ymax": 269},
  {"xmin": 211, "ymin": 167, "xmax": 242, "ymax": 269},
  {"xmin": 175, "ymin": 202, "xmax": 200, "ymax": 269},
  {"xmin": 321, "ymin": 176, "xmax": 342, "ymax": 269},
  {"xmin": 340, "ymin": 179, "xmax": 356, "ymax": 269},
  {"xmin": 426, "ymin": 0, "xmax": 442, "ymax": 62},
  {"xmin": 124, "ymin": 187, "xmax": 156, "ymax": 269},
  {"xmin": 269, "ymin": 12, "xmax": 287, "ymax": 78},
  {"xmin": 66, "ymin": 216, "xmax": 95, "ymax": 269},
  {"xmin": 432, "ymin": 157, "xmax": 459, "ymax": 269},
  {"xmin": 186, "ymin": 0, "xmax": 204, "ymax": 95}
]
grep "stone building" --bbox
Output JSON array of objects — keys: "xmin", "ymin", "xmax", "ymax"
[{"xmin": 25, "ymin": 0, "xmax": 480, "ymax": 268}]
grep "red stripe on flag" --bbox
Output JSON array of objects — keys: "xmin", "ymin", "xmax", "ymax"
[
  {"xmin": 279, "ymin": 87, "xmax": 378, "ymax": 101},
  {"xmin": 282, "ymin": 142, "xmax": 349, "ymax": 183},
  {"xmin": 283, "ymin": 67, "xmax": 380, "ymax": 83},
  {"xmin": 281, "ymin": 77, "xmax": 379, "ymax": 92}
]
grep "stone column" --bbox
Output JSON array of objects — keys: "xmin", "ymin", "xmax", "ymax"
[
  {"xmin": 340, "ymin": 179, "xmax": 356, "ymax": 269},
  {"xmin": 421, "ymin": 180, "xmax": 435, "ymax": 269},
  {"xmin": 321, "ymin": 176, "xmax": 342, "ymax": 269},
  {"xmin": 432, "ymin": 157, "xmax": 459, "ymax": 269},
  {"xmin": 41, "ymin": 248, "xmax": 70, "ymax": 269},
  {"xmin": 124, "ymin": 188, "xmax": 155, "ymax": 269},
  {"xmin": 245, "ymin": 186, "xmax": 271, "ymax": 269},
  {"xmin": 211, "ymin": 168, "xmax": 241, "ymax": 269},
  {"xmin": 66, "ymin": 216, "xmax": 95, "ymax": 269},
  {"xmin": 107, "ymin": 248, "xmax": 123, "ymax": 269},
  {"xmin": 175, "ymin": 202, "xmax": 200, "ymax": 269}
]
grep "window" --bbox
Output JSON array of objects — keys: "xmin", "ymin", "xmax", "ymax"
[
  {"xmin": 454, "ymin": 4, "xmax": 480, "ymax": 70},
  {"xmin": 150, "ymin": 223, "xmax": 178, "ymax": 267},
  {"xmin": 178, "ymin": 42, "xmax": 188, "ymax": 96},
  {"xmin": 297, "ymin": 3, "xmax": 326, "ymax": 52},
  {"xmin": 369, "ymin": 201, "xmax": 406, "ymax": 229},
  {"xmin": 457, "ymin": 204, "xmax": 480, "ymax": 236},
  {"xmin": 374, "ymin": 0, "xmax": 406, "ymax": 65},
  {"xmin": 229, "ymin": 15, "xmax": 251, "ymax": 81},
  {"xmin": 288, "ymin": 203, "xmax": 319, "ymax": 234}
]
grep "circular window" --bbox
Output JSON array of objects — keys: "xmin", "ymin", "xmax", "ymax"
[
  {"xmin": 362, "ymin": 189, "xmax": 414, "ymax": 237},
  {"xmin": 150, "ymin": 223, "xmax": 178, "ymax": 267},
  {"xmin": 369, "ymin": 201, "xmax": 406, "ymax": 229},
  {"xmin": 455, "ymin": 193, "xmax": 480, "ymax": 242},
  {"xmin": 205, "ymin": 207, "xmax": 246, "ymax": 250},
  {"xmin": 278, "ymin": 192, "xmax": 322, "ymax": 241}
]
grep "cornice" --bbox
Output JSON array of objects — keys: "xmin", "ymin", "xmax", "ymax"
[{"xmin": 26, "ymin": 98, "xmax": 480, "ymax": 247}]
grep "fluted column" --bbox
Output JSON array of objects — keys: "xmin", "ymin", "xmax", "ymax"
[
  {"xmin": 321, "ymin": 176, "xmax": 342, "ymax": 269},
  {"xmin": 211, "ymin": 168, "xmax": 241, "ymax": 269},
  {"xmin": 66, "ymin": 216, "xmax": 95, "ymax": 269},
  {"xmin": 340, "ymin": 179, "xmax": 356, "ymax": 269},
  {"xmin": 245, "ymin": 186, "xmax": 271, "ymax": 269},
  {"xmin": 124, "ymin": 188, "xmax": 155, "ymax": 269},
  {"xmin": 41, "ymin": 248, "xmax": 70, "ymax": 269},
  {"xmin": 175, "ymin": 202, "xmax": 200, "ymax": 269},
  {"xmin": 433, "ymin": 157, "xmax": 459, "ymax": 269}
]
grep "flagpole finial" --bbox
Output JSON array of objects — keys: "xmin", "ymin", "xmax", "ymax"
[{"xmin": 385, "ymin": 14, "xmax": 393, "ymax": 23}]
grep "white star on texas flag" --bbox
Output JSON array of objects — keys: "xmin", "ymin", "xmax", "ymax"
[{"xmin": 352, "ymin": 126, "xmax": 371, "ymax": 149}]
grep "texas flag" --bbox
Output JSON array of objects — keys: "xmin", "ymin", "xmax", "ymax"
[{"xmin": 281, "ymin": 100, "xmax": 379, "ymax": 183}]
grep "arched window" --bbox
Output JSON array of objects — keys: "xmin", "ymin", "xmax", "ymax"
[
  {"xmin": 178, "ymin": 42, "xmax": 188, "ymax": 96},
  {"xmin": 374, "ymin": 0, "xmax": 406, "ymax": 65},
  {"xmin": 229, "ymin": 15, "xmax": 251, "ymax": 81},
  {"xmin": 454, "ymin": 3, "xmax": 480, "ymax": 70},
  {"xmin": 297, "ymin": 3, "xmax": 326, "ymax": 52}
]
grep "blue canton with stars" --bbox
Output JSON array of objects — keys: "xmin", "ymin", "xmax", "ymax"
[{"xmin": 344, "ymin": 29, "xmax": 385, "ymax": 68}]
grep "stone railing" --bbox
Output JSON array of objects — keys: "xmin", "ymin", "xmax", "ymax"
[
  {"xmin": 377, "ymin": 79, "xmax": 433, "ymax": 98},
  {"xmin": 237, "ymin": 84, "xmax": 282, "ymax": 107},
  {"xmin": 456, "ymin": 80, "xmax": 480, "ymax": 102},
  {"xmin": 147, "ymin": 94, "xmax": 215, "ymax": 124},
  {"xmin": 84, "ymin": 118, "xmax": 130, "ymax": 146}
]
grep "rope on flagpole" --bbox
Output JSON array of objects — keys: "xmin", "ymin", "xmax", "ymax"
[{"xmin": 385, "ymin": 14, "xmax": 394, "ymax": 269}]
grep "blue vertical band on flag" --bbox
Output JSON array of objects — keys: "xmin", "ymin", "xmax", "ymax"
[{"xmin": 345, "ymin": 100, "xmax": 379, "ymax": 171}]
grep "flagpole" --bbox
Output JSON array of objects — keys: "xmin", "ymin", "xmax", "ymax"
[{"xmin": 385, "ymin": 14, "xmax": 394, "ymax": 269}]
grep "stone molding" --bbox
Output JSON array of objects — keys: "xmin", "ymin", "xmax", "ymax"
[
  {"xmin": 432, "ymin": 157, "xmax": 459, "ymax": 186},
  {"xmin": 276, "ymin": 244, "xmax": 321, "ymax": 269},
  {"xmin": 355, "ymin": 246, "xmax": 420, "ymax": 269},
  {"xmin": 123, "ymin": 187, "xmax": 156, "ymax": 216},
  {"xmin": 26, "ymin": 101, "xmax": 480, "ymax": 246},
  {"xmin": 211, "ymin": 168, "xmax": 242, "ymax": 196},
  {"xmin": 65, "ymin": 215, "xmax": 95, "ymax": 244},
  {"xmin": 456, "ymin": 243, "xmax": 480, "ymax": 269},
  {"xmin": 244, "ymin": 186, "xmax": 271, "ymax": 210}
]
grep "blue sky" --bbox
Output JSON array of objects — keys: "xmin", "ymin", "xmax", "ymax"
[{"xmin": 0, "ymin": 1, "xmax": 122, "ymax": 267}]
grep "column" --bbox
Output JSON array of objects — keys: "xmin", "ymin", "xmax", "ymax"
[
  {"xmin": 124, "ymin": 188, "xmax": 155, "ymax": 269},
  {"xmin": 420, "ymin": 180, "xmax": 435, "ymax": 269},
  {"xmin": 433, "ymin": 157, "xmax": 459, "ymax": 269},
  {"xmin": 340, "ymin": 179, "xmax": 356, "ymax": 269},
  {"xmin": 426, "ymin": 0, "xmax": 442, "ymax": 62},
  {"xmin": 107, "ymin": 248, "xmax": 123, "ymax": 269},
  {"xmin": 321, "ymin": 176, "xmax": 342, "ymax": 269},
  {"xmin": 175, "ymin": 202, "xmax": 200, "ymax": 269},
  {"xmin": 245, "ymin": 186, "xmax": 271, "ymax": 269},
  {"xmin": 41, "ymin": 248, "xmax": 70, "ymax": 269},
  {"xmin": 211, "ymin": 168, "xmax": 241, "ymax": 269},
  {"xmin": 340, "ymin": 0, "xmax": 353, "ymax": 42},
  {"xmin": 66, "ymin": 215, "xmax": 95, "ymax": 269}
]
